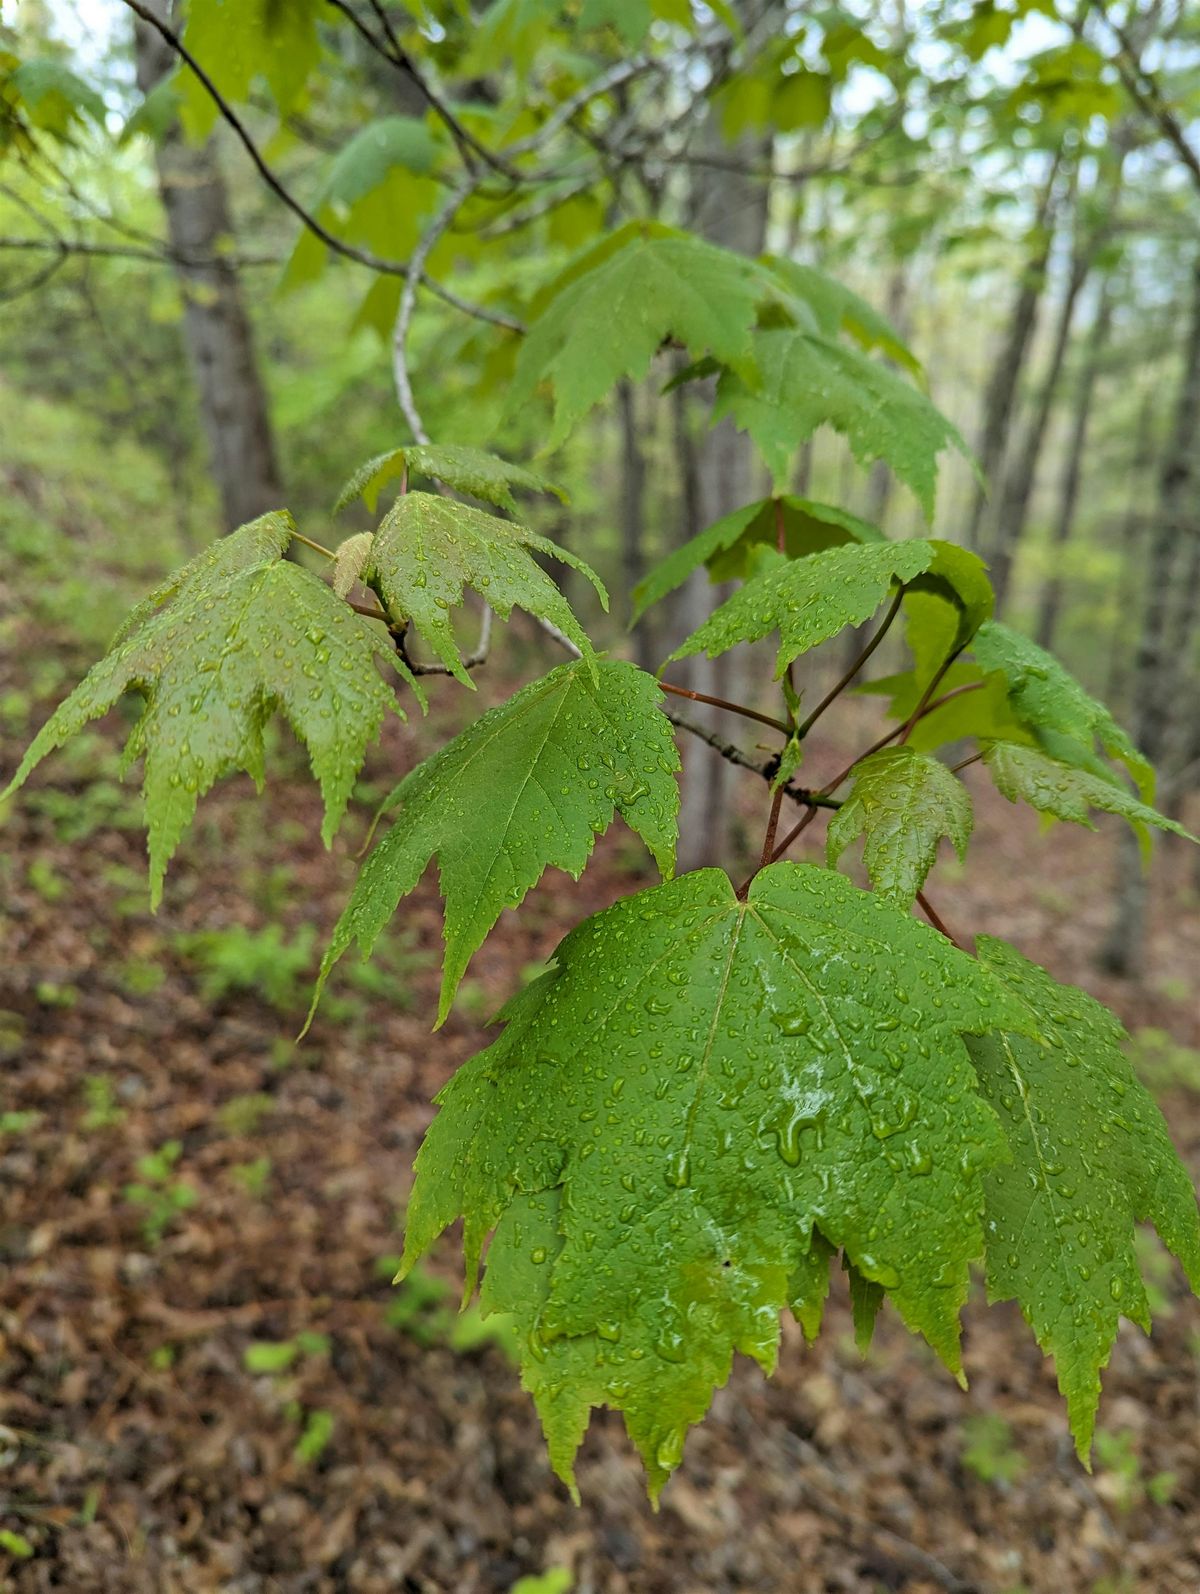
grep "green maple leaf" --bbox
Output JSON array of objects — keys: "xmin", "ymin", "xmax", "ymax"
[
  {"xmin": 511, "ymin": 221, "xmax": 769, "ymax": 448},
  {"xmin": 3, "ymin": 514, "xmax": 416, "ymax": 906},
  {"xmin": 762, "ymin": 256, "xmax": 921, "ymax": 373},
  {"xmin": 313, "ymin": 660, "xmax": 680, "ymax": 1026},
  {"xmin": 400, "ymin": 863, "xmax": 1032, "ymax": 1497},
  {"xmin": 711, "ymin": 327, "xmax": 967, "ymax": 512},
  {"xmin": 366, "ymin": 493, "xmax": 605, "ymax": 686},
  {"xmin": 334, "ymin": 443, "xmax": 566, "ymax": 515},
  {"xmin": 971, "ymin": 620, "xmax": 1151, "ymax": 797},
  {"xmin": 826, "ymin": 747, "xmax": 972, "ymax": 906},
  {"xmin": 667, "ymin": 538, "xmax": 989, "ymax": 679},
  {"xmin": 845, "ymin": 1256, "xmax": 886, "ymax": 1352},
  {"xmin": 632, "ymin": 494, "xmax": 882, "ymax": 624},
  {"xmin": 982, "ymin": 742, "xmax": 1196, "ymax": 852},
  {"xmin": 968, "ymin": 938, "xmax": 1200, "ymax": 1457}
]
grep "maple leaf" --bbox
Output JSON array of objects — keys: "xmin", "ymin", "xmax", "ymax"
[
  {"xmin": 632, "ymin": 494, "xmax": 882, "ymax": 624},
  {"xmin": 313, "ymin": 659, "xmax": 680, "ymax": 1026},
  {"xmin": 971, "ymin": 620, "xmax": 1151, "ymax": 797},
  {"xmin": 667, "ymin": 538, "xmax": 989, "ymax": 679},
  {"xmin": 968, "ymin": 938, "xmax": 1200, "ymax": 1457},
  {"xmin": 511, "ymin": 220, "xmax": 770, "ymax": 447},
  {"xmin": 982, "ymin": 742, "xmax": 1196, "ymax": 851},
  {"xmin": 366, "ymin": 492, "xmax": 606, "ymax": 686},
  {"xmin": 827, "ymin": 746, "xmax": 972, "ymax": 906},
  {"xmin": 763, "ymin": 256, "xmax": 922, "ymax": 373},
  {"xmin": 710, "ymin": 327, "xmax": 967, "ymax": 512},
  {"xmin": 3, "ymin": 513, "xmax": 416, "ymax": 905},
  {"xmin": 333, "ymin": 442, "xmax": 566, "ymax": 515},
  {"xmin": 399, "ymin": 863, "xmax": 1032, "ymax": 1496}
]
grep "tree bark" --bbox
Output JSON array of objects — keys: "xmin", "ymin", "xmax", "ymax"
[
  {"xmin": 133, "ymin": 0, "xmax": 284, "ymax": 533},
  {"xmin": 987, "ymin": 240, "xmax": 1091, "ymax": 614},
  {"xmin": 1033, "ymin": 273, "xmax": 1115, "ymax": 650},
  {"xmin": 964, "ymin": 146, "xmax": 1065, "ymax": 553},
  {"xmin": 1100, "ymin": 255, "xmax": 1200, "ymax": 976},
  {"xmin": 617, "ymin": 380, "xmax": 655, "ymax": 671},
  {"xmin": 673, "ymin": 121, "xmax": 772, "ymax": 870}
]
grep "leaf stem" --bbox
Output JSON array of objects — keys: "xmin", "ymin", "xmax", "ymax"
[
  {"xmin": 794, "ymin": 586, "xmax": 905, "ymax": 742},
  {"xmin": 292, "ymin": 530, "xmax": 337, "ymax": 560},
  {"xmin": 818, "ymin": 681, "xmax": 986, "ymax": 798},
  {"xmin": 759, "ymin": 784, "xmax": 786, "ymax": 868},
  {"xmin": 916, "ymin": 890, "xmax": 965, "ymax": 951},
  {"xmin": 949, "ymin": 751, "xmax": 983, "ymax": 774},
  {"xmin": 770, "ymin": 803, "xmax": 822, "ymax": 862},
  {"xmin": 659, "ymin": 679, "xmax": 791, "ymax": 735},
  {"xmin": 897, "ymin": 647, "xmax": 965, "ymax": 745}
]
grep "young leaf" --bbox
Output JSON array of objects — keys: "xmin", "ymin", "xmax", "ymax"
[
  {"xmin": 632, "ymin": 494, "xmax": 882, "ymax": 624},
  {"xmin": 970, "ymin": 621, "xmax": 1151, "ymax": 797},
  {"xmin": 3, "ymin": 514, "xmax": 416, "ymax": 906},
  {"xmin": 982, "ymin": 741, "xmax": 1196, "ymax": 848},
  {"xmin": 967, "ymin": 938, "xmax": 1200, "ymax": 1458},
  {"xmin": 314, "ymin": 660, "xmax": 680, "ymax": 1026},
  {"xmin": 334, "ymin": 443, "xmax": 566, "ymax": 516},
  {"xmin": 763, "ymin": 256, "xmax": 922, "ymax": 373},
  {"xmin": 826, "ymin": 746, "xmax": 972, "ymax": 907},
  {"xmin": 332, "ymin": 532, "xmax": 374, "ymax": 599},
  {"xmin": 400, "ymin": 863, "xmax": 1032, "ymax": 1497},
  {"xmin": 366, "ymin": 493, "xmax": 606, "ymax": 686},
  {"xmin": 511, "ymin": 221, "xmax": 769, "ymax": 448},
  {"xmin": 710, "ymin": 327, "xmax": 967, "ymax": 512},
  {"xmin": 667, "ymin": 538, "xmax": 968, "ymax": 678}
]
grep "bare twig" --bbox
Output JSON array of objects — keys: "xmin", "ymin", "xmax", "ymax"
[
  {"xmin": 117, "ymin": 0, "xmax": 519, "ymax": 333},
  {"xmin": 1088, "ymin": 1, "xmax": 1200, "ymax": 195},
  {"xmin": 0, "ymin": 233, "xmax": 279, "ymax": 269}
]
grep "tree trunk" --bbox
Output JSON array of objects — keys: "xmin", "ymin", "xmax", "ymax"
[
  {"xmin": 1033, "ymin": 273, "xmax": 1115, "ymax": 649},
  {"xmin": 133, "ymin": 1, "xmax": 284, "ymax": 533},
  {"xmin": 988, "ymin": 242, "xmax": 1090, "ymax": 614},
  {"xmin": 964, "ymin": 147, "xmax": 1065, "ymax": 553},
  {"xmin": 1100, "ymin": 255, "xmax": 1200, "ymax": 976},
  {"xmin": 617, "ymin": 380, "xmax": 655, "ymax": 670},
  {"xmin": 673, "ymin": 120, "xmax": 772, "ymax": 871}
]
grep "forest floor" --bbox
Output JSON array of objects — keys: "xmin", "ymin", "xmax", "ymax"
[{"xmin": 3, "ymin": 607, "xmax": 1200, "ymax": 1594}]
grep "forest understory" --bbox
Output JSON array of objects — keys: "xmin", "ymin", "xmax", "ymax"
[{"xmin": 3, "ymin": 606, "xmax": 1199, "ymax": 1594}]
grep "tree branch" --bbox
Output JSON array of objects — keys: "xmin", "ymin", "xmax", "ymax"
[{"xmin": 117, "ymin": 0, "xmax": 521, "ymax": 333}]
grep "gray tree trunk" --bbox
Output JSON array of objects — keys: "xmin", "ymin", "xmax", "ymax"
[
  {"xmin": 673, "ymin": 126, "xmax": 771, "ymax": 871},
  {"xmin": 133, "ymin": 1, "xmax": 284, "ymax": 533},
  {"xmin": 617, "ymin": 380, "xmax": 655, "ymax": 671},
  {"xmin": 1100, "ymin": 256, "xmax": 1200, "ymax": 975},
  {"xmin": 987, "ymin": 242, "xmax": 1090, "ymax": 614},
  {"xmin": 965, "ymin": 147, "xmax": 1065, "ymax": 553},
  {"xmin": 1033, "ymin": 273, "xmax": 1115, "ymax": 649}
]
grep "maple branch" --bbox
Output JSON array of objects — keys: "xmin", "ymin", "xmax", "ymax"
[
  {"xmin": 663, "ymin": 710, "xmax": 840, "ymax": 810},
  {"xmin": 0, "ymin": 234, "xmax": 279, "ymax": 269},
  {"xmin": 392, "ymin": 177, "xmax": 478, "ymax": 443},
  {"xmin": 659, "ymin": 679, "xmax": 792, "ymax": 735},
  {"xmin": 794, "ymin": 588, "xmax": 905, "ymax": 742}
]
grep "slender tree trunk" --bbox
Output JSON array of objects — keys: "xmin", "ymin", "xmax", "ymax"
[
  {"xmin": 1103, "ymin": 389, "xmax": 1158, "ymax": 709},
  {"xmin": 965, "ymin": 147, "xmax": 1065, "ymax": 553},
  {"xmin": 988, "ymin": 243, "xmax": 1091, "ymax": 614},
  {"xmin": 1101, "ymin": 256, "xmax": 1200, "ymax": 975},
  {"xmin": 673, "ymin": 115, "xmax": 772, "ymax": 870},
  {"xmin": 617, "ymin": 380, "xmax": 655, "ymax": 670},
  {"xmin": 1034, "ymin": 274, "xmax": 1115, "ymax": 649},
  {"xmin": 133, "ymin": 1, "xmax": 284, "ymax": 532}
]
